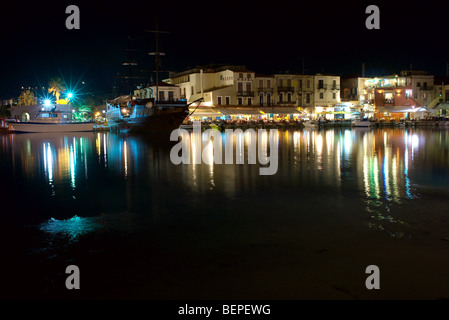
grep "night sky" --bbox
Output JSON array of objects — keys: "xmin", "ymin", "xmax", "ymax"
[{"xmin": 1, "ymin": 0, "xmax": 448, "ymax": 98}]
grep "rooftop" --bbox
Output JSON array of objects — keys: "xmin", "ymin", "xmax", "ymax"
[{"xmin": 172, "ymin": 65, "xmax": 253, "ymax": 78}]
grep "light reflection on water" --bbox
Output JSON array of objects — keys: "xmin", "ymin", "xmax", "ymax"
[
  {"xmin": 1, "ymin": 128, "xmax": 449, "ymax": 242},
  {"xmin": 39, "ymin": 215, "xmax": 100, "ymax": 242}
]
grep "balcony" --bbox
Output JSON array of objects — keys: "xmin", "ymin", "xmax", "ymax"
[
  {"xmin": 258, "ymin": 87, "xmax": 274, "ymax": 93},
  {"xmin": 317, "ymin": 84, "xmax": 327, "ymax": 91},
  {"xmin": 236, "ymin": 91, "xmax": 255, "ymax": 97},
  {"xmin": 277, "ymin": 86, "xmax": 295, "ymax": 93},
  {"xmin": 330, "ymin": 85, "xmax": 340, "ymax": 92},
  {"xmin": 418, "ymin": 86, "xmax": 434, "ymax": 91}
]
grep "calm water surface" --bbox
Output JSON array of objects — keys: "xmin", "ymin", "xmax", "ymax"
[{"xmin": 1, "ymin": 128, "xmax": 449, "ymax": 299}]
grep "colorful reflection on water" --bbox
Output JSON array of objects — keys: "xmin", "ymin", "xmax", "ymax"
[{"xmin": 1, "ymin": 128, "xmax": 449, "ymax": 240}]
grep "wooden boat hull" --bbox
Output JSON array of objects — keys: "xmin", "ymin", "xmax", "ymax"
[
  {"xmin": 118, "ymin": 107, "xmax": 189, "ymax": 134},
  {"xmin": 10, "ymin": 122, "xmax": 94, "ymax": 133}
]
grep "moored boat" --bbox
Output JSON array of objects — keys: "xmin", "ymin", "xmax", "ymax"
[
  {"xmin": 9, "ymin": 107, "xmax": 93, "ymax": 133},
  {"xmin": 106, "ymin": 96, "xmax": 190, "ymax": 134},
  {"xmin": 0, "ymin": 118, "xmax": 15, "ymax": 133}
]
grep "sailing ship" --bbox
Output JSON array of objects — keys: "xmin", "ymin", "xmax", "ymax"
[
  {"xmin": 106, "ymin": 23, "xmax": 191, "ymax": 134},
  {"xmin": 106, "ymin": 93, "xmax": 190, "ymax": 133}
]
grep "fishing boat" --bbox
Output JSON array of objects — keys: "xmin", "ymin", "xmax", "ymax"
[
  {"xmin": 9, "ymin": 107, "xmax": 93, "ymax": 133},
  {"xmin": 0, "ymin": 118, "xmax": 15, "ymax": 133}
]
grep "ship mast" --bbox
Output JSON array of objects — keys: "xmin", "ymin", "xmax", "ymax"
[
  {"xmin": 122, "ymin": 36, "xmax": 139, "ymax": 102},
  {"xmin": 145, "ymin": 19, "xmax": 169, "ymax": 103}
]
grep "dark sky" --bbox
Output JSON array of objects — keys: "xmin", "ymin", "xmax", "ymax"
[{"xmin": 1, "ymin": 0, "xmax": 448, "ymax": 98}]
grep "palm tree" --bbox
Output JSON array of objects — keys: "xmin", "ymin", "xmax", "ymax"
[
  {"xmin": 17, "ymin": 90, "xmax": 37, "ymax": 106},
  {"xmin": 48, "ymin": 77, "xmax": 66, "ymax": 102}
]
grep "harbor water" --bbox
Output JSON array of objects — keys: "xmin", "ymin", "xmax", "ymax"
[{"xmin": 1, "ymin": 127, "xmax": 449, "ymax": 299}]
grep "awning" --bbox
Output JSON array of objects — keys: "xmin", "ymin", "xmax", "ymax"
[
  {"xmin": 259, "ymin": 107, "xmax": 302, "ymax": 114},
  {"xmin": 217, "ymin": 107, "xmax": 263, "ymax": 115},
  {"xmin": 189, "ymin": 107, "xmax": 222, "ymax": 117},
  {"xmin": 378, "ymin": 106, "xmax": 419, "ymax": 113}
]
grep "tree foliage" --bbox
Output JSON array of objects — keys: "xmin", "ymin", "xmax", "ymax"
[
  {"xmin": 18, "ymin": 90, "xmax": 37, "ymax": 106},
  {"xmin": 48, "ymin": 77, "xmax": 66, "ymax": 102}
]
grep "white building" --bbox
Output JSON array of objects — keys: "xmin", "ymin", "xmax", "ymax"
[
  {"xmin": 311, "ymin": 74, "xmax": 342, "ymax": 119},
  {"xmin": 134, "ymin": 82, "xmax": 181, "ymax": 101}
]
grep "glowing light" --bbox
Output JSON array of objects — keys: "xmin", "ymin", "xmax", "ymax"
[
  {"xmin": 70, "ymin": 145, "xmax": 76, "ymax": 189},
  {"xmin": 40, "ymin": 216, "xmax": 100, "ymax": 242},
  {"xmin": 44, "ymin": 99, "xmax": 51, "ymax": 107},
  {"xmin": 67, "ymin": 92, "xmax": 73, "ymax": 99},
  {"xmin": 123, "ymin": 140, "xmax": 128, "ymax": 178}
]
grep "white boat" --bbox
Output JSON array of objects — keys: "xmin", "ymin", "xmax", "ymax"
[
  {"xmin": 353, "ymin": 120, "xmax": 373, "ymax": 127},
  {"xmin": 10, "ymin": 108, "xmax": 93, "ymax": 133},
  {"xmin": 303, "ymin": 120, "xmax": 319, "ymax": 128}
]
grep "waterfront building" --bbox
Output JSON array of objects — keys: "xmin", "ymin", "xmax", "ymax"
[
  {"xmin": 433, "ymin": 76, "xmax": 449, "ymax": 116},
  {"xmin": 340, "ymin": 75, "xmax": 374, "ymax": 117},
  {"xmin": 168, "ymin": 65, "xmax": 254, "ymax": 107},
  {"xmin": 133, "ymin": 82, "xmax": 181, "ymax": 101},
  {"xmin": 371, "ymin": 70, "xmax": 437, "ymax": 120},
  {"xmin": 311, "ymin": 73, "xmax": 342, "ymax": 120},
  {"xmin": 168, "ymin": 65, "xmax": 302, "ymax": 121},
  {"xmin": 296, "ymin": 74, "xmax": 315, "ymax": 117},
  {"xmin": 254, "ymin": 74, "xmax": 275, "ymax": 107},
  {"xmin": 433, "ymin": 76, "xmax": 449, "ymax": 103},
  {"xmin": 167, "ymin": 66, "xmax": 370, "ymax": 121},
  {"xmin": 274, "ymin": 73, "xmax": 297, "ymax": 107}
]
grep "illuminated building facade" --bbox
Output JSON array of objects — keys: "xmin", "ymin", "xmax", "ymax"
[
  {"xmin": 311, "ymin": 74, "xmax": 341, "ymax": 120},
  {"xmin": 371, "ymin": 70, "xmax": 437, "ymax": 120},
  {"xmin": 254, "ymin": 74, "xmax": 275, "ymax": 107},
  {"xmin": 296, "ymin": 74, "xmax": 315, "ymax": 112},
  {"xmin": 133, "ymin": 82, "xmax": 181, "ymax": 101},
  {"xmin": 168, "ymin": 65, "xmax": 255, "ymax": 108},
  {"xmin": 340, "ymin": 75, "xmax": 374, "ymax": 115},
  {"xmin": 274, "ymin": 74, "xmax": 297, "ymax": 106}
]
